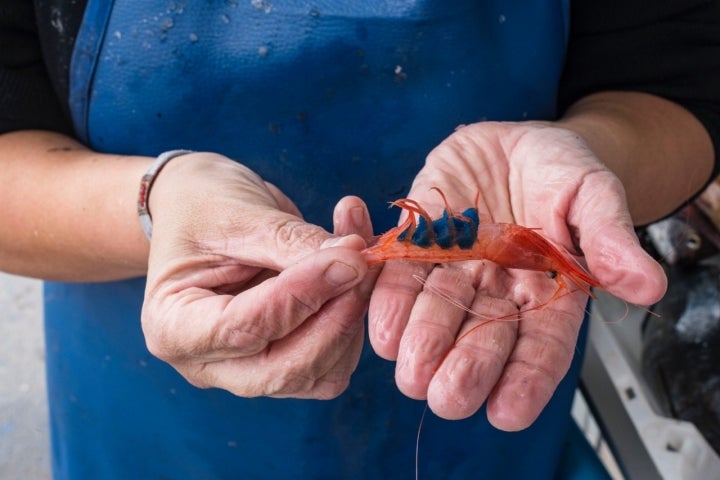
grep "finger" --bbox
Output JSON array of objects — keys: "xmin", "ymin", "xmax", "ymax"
[
  {"xmin": 201, "ymin": 281, "xmax": 369, "ymax": 399},
  {"xmin": 570, "ymin": 173, "xmax": 667, "ymax": 305},
  {"xmin": 583, "ymin": 220, "xmax": 666, "ymax": 305},
  {"xmin": 417, "ymin": 264, "xmax": 522, "ymax": 419},
  {"xmin": 333, "ymin": 195, "xmax": 374, "ymax": 242},
  {"xmin": 368, "ymin": 260, "xmax": 430, "ymax": 360},
  {"xmin": 484, "ymin": 296, "xmax": 584, "ymax": 431},
  {"xmin": 393, "ymin": 266, "xmax": 477, "ymax": 399},
  {"xmin": 427, "ymin": 318, "xmax": 517, "ymax": 420},
  {"xmin": 143, "ymin": 246, "xmax": 367, "ymax": 363}
]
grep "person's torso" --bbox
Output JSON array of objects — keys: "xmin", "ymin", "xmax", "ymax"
[{"xmin": 45, "ymin": 2, "xmax": 582, "ymax": 479}]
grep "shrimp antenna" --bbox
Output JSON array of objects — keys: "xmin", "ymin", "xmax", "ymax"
[
  {"xmin": 413, "ymin": 275, "xmax": 499, "ymax": 322},
  {"xmin": 392, "ymin": 198, "xmax": 436, "ymax": 244},
  {"xmin": 430, "ymin": 187, "xmax": 454, "ymax": 215},
  {"xmin": 473, "ymin": 189, "xmax": 495, "ymax": 224},
  {"xmin": 415, "ymin": 403, "xmax": 428, "ymax": 480}
]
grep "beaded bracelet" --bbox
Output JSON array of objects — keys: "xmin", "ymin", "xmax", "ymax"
[{"xmin": 137, "ymin": 149, "xmax": 193, "ymax": 240}]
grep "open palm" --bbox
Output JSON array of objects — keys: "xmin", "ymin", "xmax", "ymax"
[{"xmin": 368, "ymin": 122, "xmax": 666, "ymax": 430}]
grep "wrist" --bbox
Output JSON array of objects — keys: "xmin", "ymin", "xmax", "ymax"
[{"xmin": 138, "ymin": 150, "xmax": 194, "ymax": 239}]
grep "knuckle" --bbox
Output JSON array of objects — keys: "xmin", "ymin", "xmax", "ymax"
[
  {"xmin": 141, "ymin": 309, "xmax": 179, "ymax": 362},
  {"xmin": 182, "ymin": 363, "xmax": 219, "ymax": 390},
  {"xmin": 404, "ymin": 323, "xmax": 455, "ymax": 359},
  {"xmin": 315, "ymin": 378, "xmax": 350, "ymax": 400},
  {"xmin": 265, "ymin": 368, "xmax": 315, "ymax": 396},
  {"xmin": 455, "ymin": 341, "xmax": 507, "ymax": 374},
  {"xmin": 273, "ymin": 218, "xmax": 324, "ymax": 252},
  {"xmin": 269, "ymin": 271, "xmax": 327, "ymax": 325},
  {"xmin": 184, "ymin": 371, "xmax": 214, "ymax": 390},
  {"xmin": 219, "ymin": 323, "xmax": 269, "ymax": 355},
  {"xmin": 285, "ymin": 289, "xmax": 322, "ymax": 321},
  {"xmin": 520, "ymin": 330, "xmax": 575, "ymax": 381}
]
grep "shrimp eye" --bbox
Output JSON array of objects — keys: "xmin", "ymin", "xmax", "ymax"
[{"xmin": 545, "ymin": 270, "xmax": 558, "ymax": 279}]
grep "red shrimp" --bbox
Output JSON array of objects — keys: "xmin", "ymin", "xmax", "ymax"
[
  {"xmin": 365, "ymin": 189, "xmax": 603, "ymax": 480},
  {"xmin": 362, "ymin": 188, "xmax": 600, "ymax": 302}
]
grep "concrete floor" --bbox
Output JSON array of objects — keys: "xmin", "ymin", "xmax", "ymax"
[{"xmin": 0, "ymin": 273, "xmax": 51, "ymax": 479}]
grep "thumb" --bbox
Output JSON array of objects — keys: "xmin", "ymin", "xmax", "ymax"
[{"xmin": 574, "ymin": 197, "xmax": 667, "ymax": 306}]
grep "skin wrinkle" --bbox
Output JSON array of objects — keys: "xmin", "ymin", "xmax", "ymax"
[
  {"xmin": 511, "ymin": 331, "xmax": 576, "ymax": 385},
  {"xmin": 503, "ymin": 126, "xmax": 534, "ymax": 224},
  {"xmin": 142, "ymin": 290, "xmax": 207, "ymax": 361},
  {"xmin": 369, "ymin": 295, "xmax": 409, "ymax": 344},
  {"xmin": 431, "ymin": 323, "xmax": 514, "ymax": 415},
  {"xmin": 435, "ymin": 362, "xmax": 491, "ymax": 411},
  {"xmin": 369, "ymin": 262, "xmax": 428, "ymax": 353},
  {"xmin": 462, "ymin": 294, "xmax": 522, "ymax": 323},
  {"xmin": 272, "ymin": 216, "xmax": 324, "ymax": 254},
  {"xmin": 498, "ymin": 358, "xmax": 560, "ymax": 404},
  {"xmin": 179, "ymin": 296, "xmax": 235, "ymax": 358},
  {"xmin": 479, "ymin": 159, "xmax": 512, "ymax": 224},
  {"xmin": 146, "ymin": 252, "xmax": 245, "ymax": 295},
  {"xmin": 398, "ymin": 331, "xmax": 453, "ymax": 396},
  {"xmin": 187, "ymin": 362, "xmax": 215, "ymax": 389},
  {"xmin": 218, "ymin": 286, "xmax": 366, "ymax": 399},
  {"xmin": 255, "ymin": 277, "xmax": 328, "ymax": 340},
  {"xmin": 546, "ymin": 172, "xmax": 591, "ymax": 251},
  {"xmin": 522, "ymin": 133, "xmax": 597, "ymax": 246},
  {"xmin": 449, "ymin": 340, "xmax": 508, "ymax": 378},
  {"xmin": 155, "ymin": 240, "xmax": 368, "ymax": 368},
  {"xmin": 221, "ymin": 326, "xmax": 269, "ymax": 356},
  {"xmin": 423, "ymin": 129, "xmax": 507, "ymax": 220},
  {"xmin": 403, "ymin": 322, "xmax": 456, "ymax": 360},
  {"xmin": 421, "ymin": 268, "xmax": 477, "ymax": 311},
  {"xmin": 266, "ymin": 366, "xmax": 316, "ymax": 397},
  {"xmin": 507, "ymin": 272, "xmax": 552, "ymax": 310},
  {"xmin": 492, "ymin": 379, "xmax": 553, "ymax": 430},
  {"xmin": 472, "ymin": 263, "xmax": 512, "ymax": 299}
]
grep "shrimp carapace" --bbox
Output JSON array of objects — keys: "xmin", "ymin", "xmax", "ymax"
[{"xmin": 361, "ymin": 188, "xmax": 600, "ymax": 299}]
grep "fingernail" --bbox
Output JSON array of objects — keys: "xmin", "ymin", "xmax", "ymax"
[
  {"xmin": 351, "ymin": 206, "xmax": 366, "ymax": 229},
  {"xmin": 325, "ymin": 261, "xmax": 359, "ymax": 286}
]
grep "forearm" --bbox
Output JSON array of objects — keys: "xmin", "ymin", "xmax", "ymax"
[
  {"xmin": 558, "ymin": 91, "xmax": 715, "ymax": 225},
  {"xmin": 0, "ymin": 130, "xmax": 152, "ymax": 281}
]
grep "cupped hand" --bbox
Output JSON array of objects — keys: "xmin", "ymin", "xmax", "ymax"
[
  {"xmin": 141, "ymin": 152, "xmax": 376, "ymax": 399},
  {"xmin": 368, "ymin": 122, "xmax": 667, "ymax": 429}
]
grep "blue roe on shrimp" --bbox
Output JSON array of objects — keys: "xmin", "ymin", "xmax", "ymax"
[{"xmin": 397, "ymin": 206, "xmax": 479, "ymax": 249}]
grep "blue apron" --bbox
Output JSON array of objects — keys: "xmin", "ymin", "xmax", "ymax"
[{"xmin": 47, "ymin": 1, "xmax": 579, "ymax": 478}]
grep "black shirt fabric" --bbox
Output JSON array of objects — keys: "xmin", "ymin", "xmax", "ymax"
[{"xmin": 2, "ymin": 0, "xmax": 720, "ymax": 177}]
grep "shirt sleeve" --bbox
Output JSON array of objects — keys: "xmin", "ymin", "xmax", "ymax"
[
  {"xmin": 0, "ymin": 0, "xmax": 74, "ymax": 135},
  {"xmin": 558, "ymin": 0, "xmax": 720, "ymax": 179}
]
